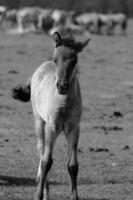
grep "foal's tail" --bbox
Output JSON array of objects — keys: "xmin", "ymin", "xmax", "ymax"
[{"xmin": 11, "ymin": 79, "xmax": 31, "ymax": 102}]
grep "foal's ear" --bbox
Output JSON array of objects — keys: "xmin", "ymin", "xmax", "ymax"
[
  {"xmin": 53, "ymin": 32, "xmax": 62, "ymax": 47},
  {"xmin": 76, "ymin": 38, "xmax": 91, "ymax": 53}
]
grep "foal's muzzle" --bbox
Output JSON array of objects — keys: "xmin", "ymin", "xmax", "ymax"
[{"xmin": 57, "ymin": 81, "xmax": 69, "ymax": 94}]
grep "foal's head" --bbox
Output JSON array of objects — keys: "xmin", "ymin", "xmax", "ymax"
[{"xmin": 53, "ymin": 32, "xmax": 90, "ymax": 95}]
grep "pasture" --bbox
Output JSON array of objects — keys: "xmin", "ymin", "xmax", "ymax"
[{"xmin": 0, "ymin": 20, "xmax": 133, "ymax": 200}]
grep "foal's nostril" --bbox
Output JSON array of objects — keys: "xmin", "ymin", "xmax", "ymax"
[
  {"xmin": 62, "ymin": 82, "xmax": 69, "ymax": 90},
  {"xmin": 57, "ymin": 81, "xmax": 69, "ymax": 93}
]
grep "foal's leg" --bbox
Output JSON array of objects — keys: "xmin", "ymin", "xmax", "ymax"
[
  {"xmin": 33, "ymin": 110, "xmax": 49, "ymax": 200},
  {"xmin": 65, "ymin": 126, "xmax": 80, "ymax": 200},
  {"xmin": 35, "ymin": 124, "xmax": 57, "ymax": 200},
  {"xmin": 35, "ymin": 115, "xmax": 45, "ymax": 181}
]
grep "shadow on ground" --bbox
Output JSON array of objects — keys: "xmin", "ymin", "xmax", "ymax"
[
  {"xmin": 80, "ymin": 199, "xmax": 109, "ymax": 200},
  {"xmin": 0, "ymin": 175, "xmax": 59, "ymax": 186}
]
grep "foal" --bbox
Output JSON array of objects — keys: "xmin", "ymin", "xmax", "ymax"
[{"xmin": 12, "ymin": 32, "xmax": 90, "ymax": 200}]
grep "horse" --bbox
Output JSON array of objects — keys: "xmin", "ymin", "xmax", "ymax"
[
  {"xmin": 51, "ymin": 9, "xmax": 68, "ymax": 26},
  {"xmin": 16, "ymin": 7, "xmax": 42, "ymax": 33},
  {"xmin": 2, "ymin": 9, "xmax": 17, "ymax": 28},
  {"xmin": 37, "ymin": 9, "xmax": 54, "ymax": 33},
  {"xmin": 49, "ymin": 10, "xmax": 83, "ymax": 36},
  {"xmin": 110, "ymin": 13, "xmax": 128, "ymax": 35},
  {"xmin": 98, "ymin": 14, "xmax": 115, "ymax": 35},
  {"xmin": 75, "ymin": 13, "xmax": 100, "ymax": 34},
  {"xmin": 12, "ymin": 32, "xmax": 90, "ymax": 200}
]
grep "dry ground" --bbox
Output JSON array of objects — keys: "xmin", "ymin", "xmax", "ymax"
[{"xmin": 0, "ymin": 21, "xmax": 133, "ymax": 200}]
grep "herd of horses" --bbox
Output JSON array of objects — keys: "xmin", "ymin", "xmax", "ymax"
[{"xmin": 0, "ymin": 5, "xmax": 128, "ymax": 35}]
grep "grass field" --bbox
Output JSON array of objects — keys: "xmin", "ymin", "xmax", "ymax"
[{"xmin": 0, "ymin": 20, "xmax": 133, "ymax": 200}]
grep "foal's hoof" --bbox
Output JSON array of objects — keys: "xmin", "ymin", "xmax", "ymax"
[
  {"xmin": 71, "ymin": 196, "xmax": 78, "ymax": 200},
  {"xmin": 34, "ymin": 193, "xmax": 49, "ymax": 200},
  {"xmin": 34, "ymin": 193, "xmax": 41, "ymax": 200},
  {"xmin": 34, "ymin": 197, "xmax": 39, "ymax": 200}
]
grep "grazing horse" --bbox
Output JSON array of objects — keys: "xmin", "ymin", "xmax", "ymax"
[
  {"xmin": 52, "ymin": 9, "xmax": 68, "ymax": 26},
  {"xmin": 75, "ymin": 13, "xmax": 100, "ymax": 34},
  {"xmin": 98, "ymin": 14, "xmax": 115, "ymax": 35},
  {"xmin": 3, "ymin": 9, "xmax": 17, "ymax": 28},
  {"xmin": 16, "ymin": 7, "xmax": 42, "ymax": 33},
  {"xmin": 110, "ymin": 13, "xmax": 128, "ymax": 35},
  {"xmin": 12, "ymin": 32, "xmax": 90, "ymax": 200},
  {"xmin": 37, "ymin": 9, "xmax": 54, "ymax": 33},
  {"xmin": 49, "ymin": 10, "xmax": 82, "ymax": 36}
]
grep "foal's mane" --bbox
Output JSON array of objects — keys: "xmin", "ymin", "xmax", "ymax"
[
  {"xmin": 61, "ymin": 37, "xmax": 76, "ymax": 49},
  {"xmin": 57, "ymin": 36, "xmax": 85, "ymax": 53},
  {"xmin": 54, "ymin": 31, "xmax": 90, "ymax": 53}
]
